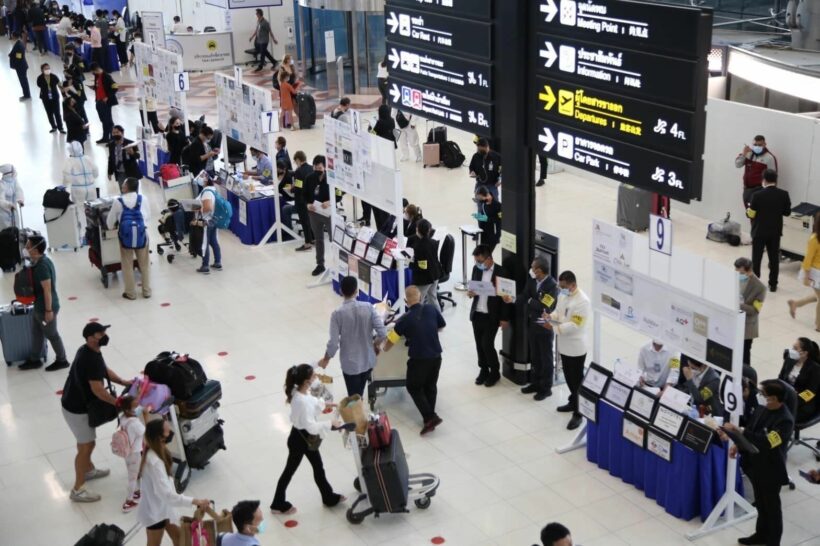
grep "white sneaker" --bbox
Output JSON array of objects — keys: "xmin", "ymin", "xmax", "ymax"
[
  {"xmin": 84, "ymin": 468, "xmax": 110, "ymax": 481},
  {"xmin": 70, "ymin": 487, "xmax": 101, "ymax": 503}
]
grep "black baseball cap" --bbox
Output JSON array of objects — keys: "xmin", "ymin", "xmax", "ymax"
[{"xmin": 82, "ymin": 322, "xmax": 110, "ymax": 339}]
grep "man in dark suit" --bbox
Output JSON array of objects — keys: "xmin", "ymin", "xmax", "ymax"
[
  {"xmin": 107, "ymin": 125, "xmax": 141, "ymax": 183},
  {"xmin": 467, "ymin": 244, "xmax": 511, "ymax": 387},
  {"xmin": 720, "ymin": 379, "xmax": 794, "ymax": 546},
  {"xmin": 747, "ymin": 169, "xmax": 791, "ymax": 292},
  {"xmin": 474, "ymin": 185, "xmax": 502, "ymax": 253},
  {"xmin": 8, "ymin": 32, "xmax": 30, "ymax": 101},
  {"xmin": 678, "ymin": 356, "xmax": 724, "ymax": 417},
  {"xmin": 504, "ymin": 256, "xmax": 559, "ymax": 400}
]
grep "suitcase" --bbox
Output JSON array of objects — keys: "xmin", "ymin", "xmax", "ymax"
[
  {"xmin": 367, "ymin": 412, "xmax": 392, "ymax": 449},
  {"xmin": 0, "ymin": 227, "xmax": 21, "ymax": 271},
  {"xmin": 45, "ymin": 204, "xmax": 82, "ymax": 251},
  {"xmin": 361, "ymin": 429, "xmax": 409, "ymax": 513},
  {"xmin": 423, "ymin": 143, "xmax": 440, "ymax": 168},
  {"xmin": 184, "ymin": 423, "xmax": 225, "ymax": 469},
  {"xmin": 616, "ymin": 183, "xmax": 652, "ymax": 232},
  {"xmin": 188, "ymin": 222, "xmax": 204, "ymax": 258},
  {"xmin": 0, "ymin": 302, "xmax": 48, "ymax": 366},
  {"xmin": 651, "ymin": 193, "xmax": 670, "ymax": 219},
  {"xmin": 179, "ymin": 404, "xmax": 223, "ymax": 444},
  {"xmin": 426, "ymin": 125, "xmax": 447, "ymax": 145},
  {"xmin": 74, "ymin": 523, "xmax": 125, "ymax": 546},
  {"xmin": 296, "ymin": 92, "xmax": 316, "ymax": 129},
  {"xmin": 176, "ymin": 379, "xmax": 222, "ymax": 419}
]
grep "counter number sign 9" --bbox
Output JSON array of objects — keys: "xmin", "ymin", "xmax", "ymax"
[{"xmin": 649, "ymin": 214, "xmax": 672, "ymax": 256}]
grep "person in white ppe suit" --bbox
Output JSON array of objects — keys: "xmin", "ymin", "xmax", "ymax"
[
  {"xmin": 61, "ymin": 141, "xmax": 99, "ymax": 232},
  {"xmin": 0, "ymin": 164, "xmax": 25, "ymax": 231}
]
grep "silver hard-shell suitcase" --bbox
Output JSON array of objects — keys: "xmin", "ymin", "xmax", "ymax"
[
  {"xmin": 0, "ymin": 302, "xmax": 47, "ymax": 366},
  {"xmin": 179, "ymin": 404, "xmax": 223, "ymax": 444}
]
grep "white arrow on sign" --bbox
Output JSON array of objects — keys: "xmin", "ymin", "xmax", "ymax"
[
  {"xmin": 390, "ymin": 84, "xmax": 402, "ymax": 104},
  {"xmin": 387, "ymin": 12, "xmax": 399, "ymax": 34},
  {"xmin": 539, "ymin": 41, "xmax": 557, "ymax": 68},
  {"xmin": 388, "ymin": 47, "xmax": 400, "ymax": 69},
  {"xmin": 540, "ymin": 0, "xmax": 558, "ymax": 22},
  {"xmin": 538, "ymin": 127, "xmax": 556, "ymax": 152}
]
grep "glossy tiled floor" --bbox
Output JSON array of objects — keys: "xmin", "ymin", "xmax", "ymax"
[{"xmin": 1, "ymin": 39, "xmax": 820, "ymax": 546}]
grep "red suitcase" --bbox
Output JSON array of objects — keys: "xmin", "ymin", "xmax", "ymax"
[{"xmin": 367, "ymin": 412, "xmax": 392, "ymax": 449}]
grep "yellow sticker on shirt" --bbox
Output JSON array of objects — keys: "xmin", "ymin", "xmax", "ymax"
[
  {"xmin": 571, "ymin": 314, "xmax": 584, "ymax": 326},
  {"xmin": 700, "ymin": 386, "xmax": 713, "ymax": 401},
  {"xmin": 418, "ymin": 260, "xmax": 428, "ymax": 270},
  {"xmin": 498, "ymin": 211, "xmax": 503, "ymax": 219},
  {"xmin": 541, "ymin": 294, "xmax": 555, "ymax": 307},
  {"xmin": 15, "ymin": 53, "xmax": 22, "ymax": 59},
  {"xmin": 767, "ymin": 431, "xmax": 782, "ymax": 448},
  {"xmin": 669, "ymin": 358, "xmax": 681, "ymax": 369},
  {"xmin": 746, "ymin": 208, "xmax": 757, "ymax": 219},
  {"xmin": 262, "ymin": 169, "xmax": 271, "ymax": 178},
  {"xmin": 752, "ymin": 300, "xmax": 763, "ymax": 311},
  {"xmin": 799, "ymin": 390, "xmax": 816, "ymax": 402},
  {"xmin": 387, "ymin": 330, "xmax": 400, "ymax": 344},
  {"xmin": 335, "ymin": 188, "xmax": 343, "ymax": 196},
  {"xmin": 294, "ymin": 178, "xmax": 303, "ymax": 188}
]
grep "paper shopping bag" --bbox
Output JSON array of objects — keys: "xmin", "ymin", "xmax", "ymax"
[{"xmin": 339, "ymin": 394, "xmax": 368, "ymax": 435}]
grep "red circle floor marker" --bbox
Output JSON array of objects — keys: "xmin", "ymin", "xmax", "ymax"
[
  {"xmin": 55, "ymin": 389, "xmax": 63, "ymax": 396},
  {"xmin": 245, "ymin": 375, "xmax": 256, "ymax": 381},
  {"xmin": 217, "ymin": 351, "xmax": 228, "ymax": 357},
  {"xmin": 431, "ymin": 537, "xmax": 445, "ymax": 544},
  {"xmin": 284, "ymin": 520, "xmax": 298, "ymax": 528},
  {"xmin": 160, "ymin": 303, "xmax": 171, "ymax": 307},
  {"xmin": 67, "ymin": 296, "xmax": 77, "ymax": 301},
  {"xmin": 88, "ymin": 318, "xmax": 99, "ymax": 322}
]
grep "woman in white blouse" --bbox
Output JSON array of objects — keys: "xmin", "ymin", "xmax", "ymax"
[
  {"xmin": 138, "ymin": 419, "xmax": 210, "ymax": 546},
  {"xmin": 270, "ymin": 363, "xmax": 346, "ymax": 515}
]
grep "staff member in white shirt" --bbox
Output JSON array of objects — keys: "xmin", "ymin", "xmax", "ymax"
[
  {"xmin": 543, "ymin": 270, "xmax": 590, "ymax": 430},
  {"xmin": 270, "ymin": 364, "xmax": 346, "ymax": 515},
  {"xmin": 637, "ymin": 340, "xmax": 680, "ymax": 388},
  {"xmin": 137, "ymin": 419, "xmax": 210, "ymax": 546}
]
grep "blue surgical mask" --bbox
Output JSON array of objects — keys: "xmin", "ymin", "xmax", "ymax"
[
  {"xmin": 134, "ymin": 405, "xmax": 144, "ymax": 417},
  {"xmin": 256, "ymin": 520, "xmax": 267, "ymax": 534},
  {"xmin": 559, "ymin": 288, "xmax": 570, "ymax": 296},
  {"xmin": 738, "ymin": 273, "xmax": 748, "ymax": 282},
  {"xmin": 751, "ymin": 145, "xmax": 764, "ymax": 155},
  {"xmin": 476, "ymin": 262, "xmax": 487, "ymax": 271}
]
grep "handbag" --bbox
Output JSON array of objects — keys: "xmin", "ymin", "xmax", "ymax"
[
  {"xmin": 367, "ymin": 412, "xmax": 392, "ymax": 449},
  {"xmin": 87, "ymin": 377, "xmax": 118, "ymax": 428},
  {"xmin": 298, "ymin": 430, "xmax": 322, "ymax": 451},
  {"xmin": 180, "ymin": 506, "xmax": 233, "ymax": 546}
]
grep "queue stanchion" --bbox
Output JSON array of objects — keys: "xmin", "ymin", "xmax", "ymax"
[{"xmin": 455, "ymin": 224, "xmax": 482, "ymax": 291}]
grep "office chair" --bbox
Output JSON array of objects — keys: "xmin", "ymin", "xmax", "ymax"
[
  {"xmin": 776, "ymin": 380, "xmax": 805, "ymax": 490},
  {"xmin": 437, "ymin": 233, "xmax": 456, "ymax": 309},
  {"xmin": 225, "ymin": 136, "xmax": 247, "ymax": 173},
  {"xmin": 203, "ymin": 26, "xmax": 216, "ymax": 32}
]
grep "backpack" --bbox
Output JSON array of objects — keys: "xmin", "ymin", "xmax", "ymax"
[
  {"xmin": 74, "ymin": 523, "xmax": 126, "ymax": 546},
  {"xmin": 441, "ymin": 141, "xmax": 465, "ymax": 169},
  {"xmin": 203, "ymin": 188, "xmax": 233, "ymax": 229},
  {"xmin": 706, "ymin": 212, "xmax": 741, "ymax": 244},
  {"xmin": 13, "ymin": 262, "xmax": 35, "ymax": 305},
  {"xmin": 110, "ymin": 424, "xmax": 131, "ymax": 458},
  {"xmin": 395, "ymin": 110, "xmax": 410, "ymax": 129},
  {"xmin": 159, "ymin": 163, "xmax": 181, "ymax": 184},
  {"xmin": 117, "ymin": 195, "xmax": 147, "ymax": 249},
  {"xmin": 144, "ymin": 351, "xmax": 207, "ymax": 400},
  {"xmin": 42, "ymin": 187, "xmax": 72, "ymax": 211}
]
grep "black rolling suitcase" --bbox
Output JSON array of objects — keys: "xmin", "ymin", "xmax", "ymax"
[
  {"xmin": 184, "ymin": 423, "xmax": 225, "ymax": 469},
  {"xmin": 426, "ymin": 125, "xmax": 447, "ymax": 145},
  {"xmin": 0, "ymin": 227, "xmax": 21, "ymax": 271},
  {"xmin": 296, "ymin": 93, "xmax": 316, "ymax": 129},
  {"xmin": 616, "ymin": 183, "xmax": 652, "ymax": 232},
  {"xmin": 177, "ymin": 379, "xmax": 222, "ymax": 419},
  {"xmin": 361, "ymin": 429, "xmax": 409, "ymax": 513}
]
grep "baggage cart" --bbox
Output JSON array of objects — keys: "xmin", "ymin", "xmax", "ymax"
[
  {"xmin": 88, "ymin": 227, "xmax": 125, "ymax": 288},
  {"xmin": 367, "ymin": 302, "xmax": 406, "ymax": 410}
]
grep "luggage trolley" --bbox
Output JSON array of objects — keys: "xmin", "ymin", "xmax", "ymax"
[
  {"xmin": 166, "ymin": 404, "xmax": 193, "ymax": 493},
  {"xmin": 367, "ymin": 302, "xmax": 407, "ymax": 410},
  {"xmin": 344, "ymin": 430, "xmax": 440, "ymax": 524}
]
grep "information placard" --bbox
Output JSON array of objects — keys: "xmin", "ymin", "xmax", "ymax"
[
  {"xmin": 387, "ymin": 0, "xmax": 493, "ymax": 20},
  {"xmin": 623, "ymin": 413, "xmax": 647, "ymax": 448},
  {"xmin": 578, "ymin": 389, "xmax": 599, "ymax": 423},
  {"xmin": 604, "ymin": 378, "xmax": 632, "ymax": 409},
  {"xmin": 653, "ymin": 404, "xmax": 686, "ymax": 438},
  {"xmin": 627, "ymin": 388, "xmax": 657, "ymax": 421},
  {"xmin": 387, "ymin": 43, "xmax": 493, "ymax": 101},
  {"xmin": 385, "ymin": 7, "xmax": 492, "ymax": 60},
  {"xmin": 647, "ymin": 429, "xmax": 673, "ymax": 462},
  {"xmin": 388, "ymin": 79, "xmax": 493, "ymax": 135},
  {"xmin": 680, "ymin": 418, "xmax": 714, "ymax": 454},
  {"xmin": 582, "ymin": 362, "xmax": 612, "ymax": 396}
]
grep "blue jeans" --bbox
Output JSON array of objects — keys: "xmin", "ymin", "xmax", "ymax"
[{"xmin": 201, "ymin": 224, "xmax": 221, "ymax": 268}]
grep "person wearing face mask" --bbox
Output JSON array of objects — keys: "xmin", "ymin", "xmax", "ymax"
[
  {"xmin": 473, "ymin": 185, "xmax": 502, "ymax": 253},
  {"xmin": 56, "ymin": 10, "xmax": 74, "ymax": 60},
  {"xmin": 503, "ymin": 257, "xmax": 559, "ymax": 400},
  {"xmin": 138, "ymin": 419, "xmax": 211, "ymax": 546},
  {"xmin": 106, "ymin": 125, "xmax": 141, "ymax": 182},
  {"xmin": 719, "ymin": 380, "xmax": 793, "ymax": 546},
  {"xmin": 196, "ymin": 174, "xmax": 223, "ymax": 274},
  {"xmin": 736, "ymin": 135, "xmax": 778, "ymax": 210},
  {"xmin": 36, "ymin": 63, "xmax": 65, "ymax": 134},
  {"xmin": 778, "ymin": 337, "xmax": 820, "ymax": 422},
  {"xmin": 469, "ymin": 137, "xmax": 502, "ymax": 200},
  {"xmin": 107, "ymin": 177, "xmax": 152, "ymax": 299},
  {"xmin": 467, "ymin": 245, "xmax": 512, "ymax": 388},
  {"xmin": 88, "ymin": 62, "xmax": 119, "ymax": 144},
  {"xmin": 63, "ymin": 94, "xmax": 90, "ymax": 145},
  {"xmin": 678, "ymin": 356, "xmax": 723, "ymax": 417},
  {"xmin": 221, "ymin": 500, "xmax": 267, "ymax": 546},
  {"xmin": 247, "ymin": 147, "xmax": 273, "ymax": 185},
  {"xmin": 164, "ymin": 116, "xmax": 187, "ymax": 165},
  {"xmin": 185, "ymin": 125, "xmax": 219, "ymax": 178},
  {"xmin": 62, "ymin": 141, "xmax": 98, "ymax": 232},
  {"xmin": 746, "ymin": 169, "xmax": 791, "ymax": 292},
  {"xmin": 0, "ymin": 163, "xmax": 24, "ymax": 232},
  {"xmin": 408, "ymin": 219, "xmax": 442, "ymax": 310},
  {"xmin": 115, "ymin": 394, "xmax": 146, "ymax": 513},
  {"xmin": 270, "ymin": 363, "xmax": 346, "ymax": 514},
  {"xmin": 61, "ymin": 322, "xmax": 132, "ymax": 503},
  {"xmin": 543, "ymin": 270, "xmax": 590, "ymax": 429},
  {"xmin": 291, "ymin": 150, "xmax": 314, "ymax": 252},
  {"xmin": 8, "ymin": 31, "xmax": 30, "ymax": 101},
  {"xmin": 637, "ymin": 339, "xmax": 680, "ymax": 388},
  {"xmin": 275, "ymin": 136, "xmax": 292, "ymax": 171},
  {"xmin": 735, "ymin": 257, "xmax": 766, "ymax": 366},
  {"xmin": 305, "ymin": 155, "xmax": 331, "ymax": 276}
]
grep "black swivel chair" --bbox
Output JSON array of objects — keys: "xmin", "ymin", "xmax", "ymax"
[
  {"xmin": 437, "ymin": 234, "xmax": 456, "ymax": 309},
  {"xmin": 777, "ymin": 380, "xmax": 808, "ymax": 491},
  {"xmin": 203, "ymin": 26, "xmax": 216, "ymax": 32},
  {"xmin": 225, "ymin": 136, "xmax": 247, "ymax": 173}
]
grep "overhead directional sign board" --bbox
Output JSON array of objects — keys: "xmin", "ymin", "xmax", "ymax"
[
  {"xmin": 387, "ymin": 81, "xmax": 492, "ymax": 134},
  {"xmin": 387, "ymin": 44, "xmax": 492, "ymax": 101},
  {"xmin": 386, "ymin": 0, "xmax": 493, "ymax": 20},
  {"xmin": 386, "ymin": 7, "xmax": 492, "ymax": 60},
  {"xmin": 529, "ymin": 0, "xmax": 712, "ymax": 201}
]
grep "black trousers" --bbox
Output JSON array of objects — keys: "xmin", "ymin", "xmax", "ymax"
[
  {"xmin": 16, "ymin": 68, "xmax": 30, "ymax": 98},
  {"xmin": 472, "ymin": 313, "xmax": 500, "ymax": 374},
  {"xmin": 116, "ymin": 40, "xmax": 128, "ymax": 65},
  {"xmin": 537, "ymin": 153, "xmax": 547, "ymax": 181},
  {"xmin": 34, "ymin": 29, "xmax": 46, "ymax": 54},
  {"xmin": 254, "ymin": 42, "xmax": 276, "ymax": 68},
  {"xmin": 561, "ymin": 353, "xmax": 586, "ymax": 416},
  {"xmin": 744, "ymin": 338, "xmax": 753, "ymax": 366},
  {"xmin": 750, "ymin": 477, "xmax": 782, "ymax": 546},
  {"xmin": 95, "ymin": 101, "xmax": 113, "ymax": 141},
  {"xmin": 294, "ymin": 201, "xmax": 314, "ymax": 244},
  {"xmin": 406, "ymin": 357, "xmax": 442, "ymax": 423},
  {"xmin": 271, "ymin": 427, "xmax": 336, "ymax": 510},
  {"xmin": 378, "ymin": 78, "xmax": 389, "ymax": 105},
  {"xmin": 343, "ymin": 369, "xmax": 372, "ymax": 398},
  {"xmin": 92, "ymin": 46, "xmax": 106, "ymax": 71},
  {"xmin": 528, "ymin": 323, "xmax": 554, "ymax": 392},
  {"xmin": 42, "ymin": 98, "xmax": 63, "ymax": 130},
  {"xmin": 752, "ymin": 236, "xmax": 781, "ymax": 288}
]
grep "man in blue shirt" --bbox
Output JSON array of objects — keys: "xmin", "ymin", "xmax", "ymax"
[
  {"xmin": 220, "ymin": 500, "xmax": 265, "ymax": 546},
  {"xmin": 384, "ymin": 286, "xmax": 447, "ymax": 435},
  {"xmin": 247, "ymin": 147, "xmax": 273, "ymax": 186}
]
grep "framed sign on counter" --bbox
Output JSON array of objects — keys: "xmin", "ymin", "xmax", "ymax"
[
  {"xmin": 622, "ymin": 413, "xmax": 647, "ymax": 448},
  {"xmin": 627, "ymin": 388, "xmax": 657, "ymax": 421},
  {"xmin": 653, "ymin": 404, "xmax": 686, "ymax": 438},
  {"xmin": 582, "ymin": 362, "xmax": 612, "ymax": 396},
  {"xmin": 647, "ymin": 429, "xmax": 674, "ymax": 462},
  {"xmin": 603, "ymin": 378, "xmax": 632, "ymax": 409},
  {"xmin": 578, "ymin": 389, "xmax": 599, "ymax": 423},
  {"xmin": 680, "ymin": 417, "xmax": 715, "ymax": 454}
]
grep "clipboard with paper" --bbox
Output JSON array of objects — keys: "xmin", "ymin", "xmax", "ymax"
[{"xmin": 467, "ymin": 280, "xmax": 496, "ymax": 297}]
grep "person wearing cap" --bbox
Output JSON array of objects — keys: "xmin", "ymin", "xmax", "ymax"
[
  {"xmin": 18, "ymin": 235, "xmax": 70, "ymax": 371},
  {"xmin": 247, "ymin": 147, "xmax": 274, "ymax": 186},
  {"xmin": 61, "ymin": 322, "xmax": 131, "ymax": 503},
  {"xmin": 637, "ymin": 339, "xmax": 680, "ymax": 388},
  {"xmin": 0, "ymin": 164, "xmax": 24, "ymax": 232}
]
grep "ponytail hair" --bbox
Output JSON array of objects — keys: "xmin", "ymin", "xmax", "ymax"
[
  {"xmin": 117, "ymin": 394, "xmax": 136, "ymax": 415},
  {"xmin": 284, "ymin": 363, "xmax": 314, "ymax": 404}
]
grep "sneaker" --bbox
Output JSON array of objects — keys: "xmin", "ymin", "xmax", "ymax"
[
  {"xmin": 533, "ymin": 390, "xmax": 552, "ymax": 401},
  {"xmin": 197, "ymin": 266, "xmax": 210, "ymax": 274},
  {"xmin": 70, "ymin": 487, "xmax": 101, "ymax": 503},
  {"xmin": 122, "ymin": 293, "xmax": 136, "ymax": 300},
  {"xmin": 294, "ymin": 244, "xmax": 312, "ymax": 252},
  {"xmin": 211, "ymin": 263, "xmax": 223, "ymax": 271},
  {"xmin": 270, "ymin": 502, "xmax": 296, "ymax": 515},
  {"xmin": 18, "ymin": 359, "xmax": 43, "ymax": 370},
  {"xmin": 556, "ymin": 403, "xmax": 574, "ymax": 413},
  {"xmin": 45, "ymin": 359, "xmax": 70, "ymax": 372},
  {"xmin": 567, "ymin": 414, "xmax": 583, "ymax": 430},
  {"xmin": 84, "ymin": 467, "xmax": 110, "ymax": 481},
  {"xmin": 122, "ymin": 499, "xmax": 138, "ymax": 513},
  {"xmin": 133, "ymin": 490, "xmax": 141, "ymax": 500},
  {"xmin": 520, "ymin": 385, "xmax": 538, "ymax": 394},
  {"xmin": 311, "ymin": 265, "xmax": 326, "ymax": 277}
]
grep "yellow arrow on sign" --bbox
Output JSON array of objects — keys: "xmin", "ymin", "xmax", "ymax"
[{"xmin": 539, "ymin": 85, "xmax": 556, "ymax": 111}]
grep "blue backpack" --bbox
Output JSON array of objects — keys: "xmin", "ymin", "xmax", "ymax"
[
  {"xmin": 118, "ymin": 195, "xmax": 147, "ymax": 249},
  {"xmin": 204, "ymin": 188, "xmax": 233, "ymax": 229}
]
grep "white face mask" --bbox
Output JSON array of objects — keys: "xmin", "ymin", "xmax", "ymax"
[
  {"xmin": 135, "ymin": 38, "xmax": 142, "ymax": 43},
  {"xmin": 756, "ymin": 393, "xmax": 768, "ymax": 406},
  {"xmin": 22, "ymin": 248, "xmax": 30, "ymax": 259},
  {"xmin": 528, "ymin": 268, "xmax": 537, "ymax": 279},
  {"xmin": 751, "ymin": 145, "xmax": 764, "ymax": 155},
  {"xmin": 310, "ymin": 377, "xmax": 321, "ymax": 390},
  {"xmin": 788, "ymin": 348, "xmax": 800, "ymax": 360},
  {"xmin": 43, "ymin": 69, "xmax": 51, "ymax": 76}
]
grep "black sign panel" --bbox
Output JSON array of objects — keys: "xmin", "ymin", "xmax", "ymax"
[
  {"xmin": 386, "ymin": 0, "xmax": 492, "ymax": 21},
  {"xmin": 532, "ymin": 118, "xmax": 699, "ymax": 201},
  {"xmin": 388, "ymin": 76, "xmax": 493, "ymax": 135},
  {"xmin": 386, "ymin": 42, "xmax": 493, "ymax": 101},
  {"xmin": 533, "ymin": 33, "xmax": 700, "ymax": 109},
  {"xmin": 385, "ymin": 6, "xmax": 492, "ymax": 60},
  {"xmin": 532, "ymin": 0, "xmax": 711, "ymax": 60},
  {"xmin": 532, "ymin": 76, "xmax": 696, "ymax": 159}
]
